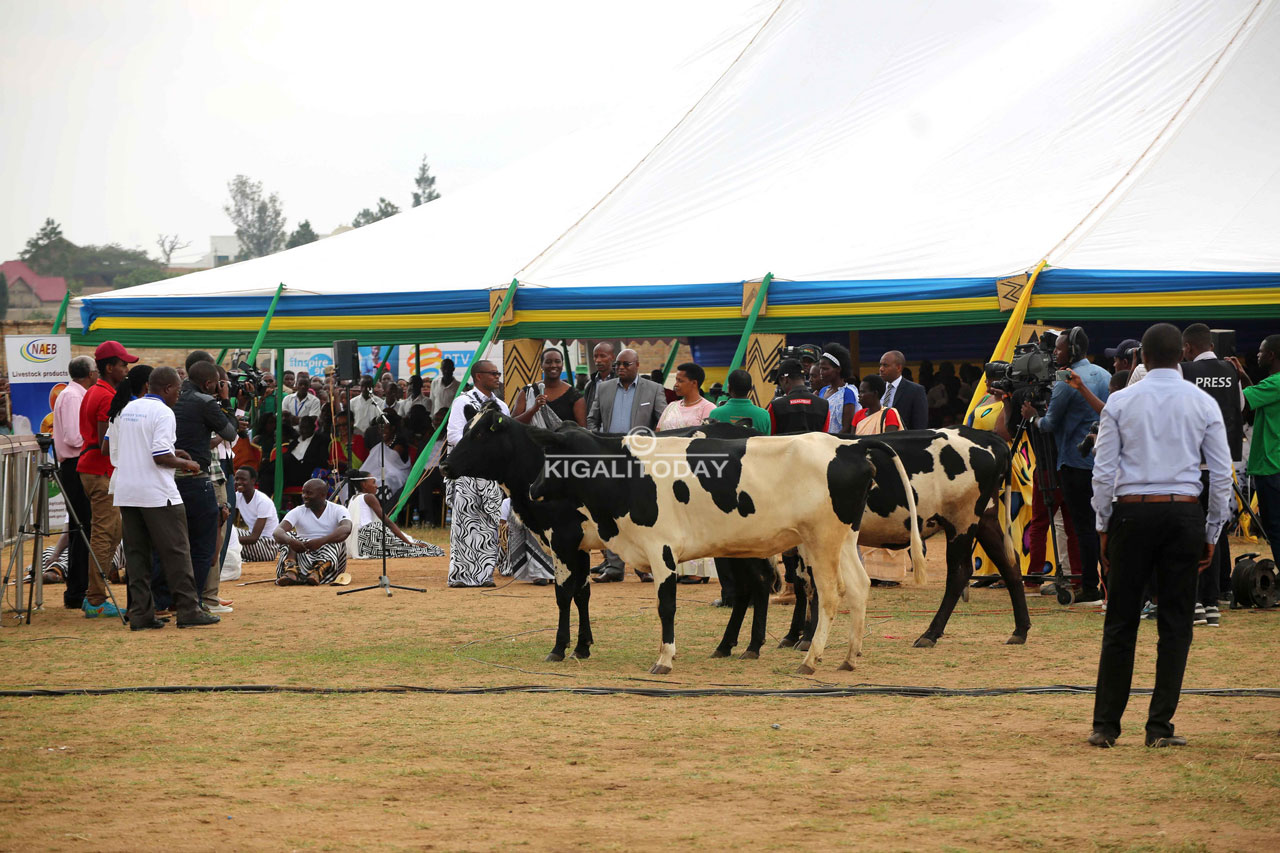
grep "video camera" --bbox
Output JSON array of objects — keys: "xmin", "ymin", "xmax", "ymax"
[
  {"xmin": 226, "ymin": 360, "xmax": 267, "ymax": 400},
  {"xmin": 984, "ymin": 334, "xmax": 1057, "ymax": 415},
  {"xmin": 767, "ymin": 344, "xmax": 822, "ymax": 385}
]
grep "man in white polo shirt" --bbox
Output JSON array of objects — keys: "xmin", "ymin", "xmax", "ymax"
[
  {"xmin": 272, "ymin": 478, "xmax": 352, "ymax": 585},
  {"xmin": 113, "ymin": 366, "xmax": 220, "ymax": 630},
  {"xmin": 234, "ymin": 465, "xmax": 280, "ymax": 562}
]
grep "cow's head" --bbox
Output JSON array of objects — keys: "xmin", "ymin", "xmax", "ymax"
[
  {"xmin": 441, "ymin": 402, "xmax": 519, "ymax": 481},
  {"xmin": 527, "ymin": 426, "xmax": 604, "ymax": 501}
]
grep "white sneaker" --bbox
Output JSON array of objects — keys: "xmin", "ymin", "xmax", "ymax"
[
  {"xmin": 206, "ymin": 603, "xmax": 233, "ymax": 614},
  {"xmin": 1193, "ymin": 604, "xmax": 1207, "ymax": 626}
]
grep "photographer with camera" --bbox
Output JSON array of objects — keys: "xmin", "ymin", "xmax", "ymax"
[
  {"xmin": 1021, "ymin": 327, "xmax": 1111, "ymax": 604},
  {"xmin": 174, "ymin": 357, "xmax": 242, "ymax": 605}
]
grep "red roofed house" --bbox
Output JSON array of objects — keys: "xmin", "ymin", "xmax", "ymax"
[{"xmin": 0, "ymin": 260, "xmax": 110, "ymax": 320}]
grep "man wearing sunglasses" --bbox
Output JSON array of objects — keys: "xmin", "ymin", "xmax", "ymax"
[
  {"xmin": 444, "ymin": 359, "xmax": 509, "ymax": 587},
  {"xmin": 584, "ymin": 348, "xmax": 668, "ymax": 582}
]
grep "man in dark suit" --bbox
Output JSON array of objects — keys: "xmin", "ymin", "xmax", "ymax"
[
  {"xmin": 878, "ymin": 350, "xmax": 928, "ymax": 431},
  {"xmin": 585, "ymin": 348, "xmax": 668, "ymax": 582}
]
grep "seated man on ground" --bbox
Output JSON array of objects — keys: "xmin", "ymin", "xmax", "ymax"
[
  {"xmin": 234, "ymin": 466, "xmax": 280, "ymax": 562},
  {"xmin": 345, "ymin": 470, "xmax": 444, "ymax": 559},
  {"xmin": 272, "ymin": 478, "xmax": 352, "ymax": 586}
]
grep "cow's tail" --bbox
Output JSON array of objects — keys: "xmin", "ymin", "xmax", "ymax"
[
  {"xmin": 1001, "ymin": 450, "xmax": 1018, "ymax": 568},
  {"xmin": 861, "ymin": 440, "xmax": 927, "ymax": 585}
]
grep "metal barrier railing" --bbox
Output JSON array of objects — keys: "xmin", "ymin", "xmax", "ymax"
[{"xmin": 0, "ymin": 435, "xmax": 44, "ymax": 547}]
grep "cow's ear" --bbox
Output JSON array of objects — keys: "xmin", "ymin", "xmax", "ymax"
[{"xmin": 490, "ymin": 414, "xmax": 504, "ymax": 431}]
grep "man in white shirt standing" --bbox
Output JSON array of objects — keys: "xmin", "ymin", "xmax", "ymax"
[
  {"xmin": 350, "ymin": 376, "xmax": 382, "ymax": 435},
  {"xmin": 1088, "ymin": 324, "xmax": 1231, "ymax": 749},
  {"xmin": 234, "ymin": 466, "xmax": 280, "ymax": 562},
  {"xmin": 444, "ymin": 360, "xmax": 509, "ymax": 587},
  {"xmin": 281, "ymin": 370, "xmax": 323, "ymax": 423},
  {"xmin": 430, "ymin": 359, "xmax": 461, "ymax": 427},
  {"xmin": 272, "ymin": 478, "xmax": 352, "ymax": 585},
  {"xmin": 53, "ymin": 355, "xmax": 97, "ymax": 610},
  {"xmin": 113, "ymin": 366, "xmax": 220, "ymax": 630}
]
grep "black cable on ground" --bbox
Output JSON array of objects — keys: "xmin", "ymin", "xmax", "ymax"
[{"xmin": 1, "ymin": 684, "xmax": 1276, "ymax": 699}]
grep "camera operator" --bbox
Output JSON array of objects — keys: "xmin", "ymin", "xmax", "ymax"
[
  {"xmin": 1021, "ymin": 328, "xmax": 1111, "ymax": 604},
  {"xmin": 174, "ymin": 358, "xmax": 242, "ymax": 604},
  {"xmin": 1232, "ymin": 334, "xmax": 1280, "ymax": 553}
]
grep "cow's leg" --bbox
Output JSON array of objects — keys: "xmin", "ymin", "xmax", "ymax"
[
  {"xmin": 796, "ymin": 535, "xmax": 845, "ymax": 674},
  {"xmin": 742, "ymin": 558, "xmax": 772, "ymax": 659},
  {"xmin": 838, "ymin": 532, "xmax": 871, "ymax": 671},
  {"xmin": 546, "ymin": 557, "xmax": 574, "ymax": 662},
  {"xmin": 570, "ymin": 550, "xmax": 594, "ymax": 659},
  {"xmin": 651, "ymin": 572, "xmax": 678, "ymax": 674},
  {"xmin": 976, "ymin": 509, "xmax": 1031, "ymax": 645},
  {"xmin": 778, "ymin": 551, "xmax": 804, "ymax": 647},
  {"xmin": 914, "ymin": 530, "xmax": 974, "ymax": 648},
  {"xmin": 713, "ymin": 559, "xmax": 748, "ymax": 658}
]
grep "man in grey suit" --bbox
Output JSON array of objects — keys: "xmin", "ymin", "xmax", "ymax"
[{"xmin": 586, "ymin": 348, "xmax": 668, "ymax": 582}]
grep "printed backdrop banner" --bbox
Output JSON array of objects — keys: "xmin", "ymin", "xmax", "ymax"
[
  {"xmin": 399, "ymin": 342, "xmax": 500, "ymax": 380},
  {"xmin": 4, "ymin": 334, "xmax": 71, "ymax": 529},
  {"xmin": 5, "ymin": 334, "xmax": 71, "ymax": 435},
  {"xmin": 283, "ymin": 348, "xmax": 334, "ymax": 377}
]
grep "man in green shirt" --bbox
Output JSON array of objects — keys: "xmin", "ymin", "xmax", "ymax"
[
  {"xmin": 706, "ymin": 369, "xmax": 772, "ymax": 435},
  {"xmin": 1238, "ymin": 334, "xmax": 1280, "ymax": 548}
]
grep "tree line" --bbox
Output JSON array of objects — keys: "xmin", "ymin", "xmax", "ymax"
[{"xmin": 10, "ymin": 154, "xmax": 442, "ymax": 310}]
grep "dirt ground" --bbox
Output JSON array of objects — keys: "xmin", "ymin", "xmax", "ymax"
[{"xmin": 1, "ymin": 535, "xmax": 1277, "ymax": 852}]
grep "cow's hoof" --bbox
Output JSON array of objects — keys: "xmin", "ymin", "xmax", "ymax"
[
  {"xmin": 710, "ymin": 648, "xmax": 731, "ymax": 658},
  {"xmin": 796, "ymin": 663, "xmax": 816, "ymax": 675},
  {"xmin": 570, "ymin": 648, "xmax": 591, "ymax": 659},
  {"xmin": 777, "ymin": 637, "xmax": 798, "ymax": 649},
  {"xmin": 837, "ymin": 661, "xmax": 855, "ymax": 671},
  {"xmin": 1005, "ymin": 634, "xmax": 1027, "ymax": 646},
  {"xmin": 545, "ymin": 651, "xmax": 565, "ymax": 662},
  {"xmin": 795, "ymin": 640, "xmax": 811, "ymax": 652},
  {"xmin": 649, "ymin": 664, "xmax": 672, "ymax": 675},
  {"xmin": 739, "ymin": 650, "xmax": 759, "ymax": 660},
  {"xmin": 913, "ymin": 636, "xmax": 937, "ymax": 649}
]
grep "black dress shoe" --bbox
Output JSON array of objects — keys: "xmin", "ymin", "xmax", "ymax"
[
  {"xmin": 1146, "ymin": 735, "xmax": 1187, "ymax": 748},
  {"xmin": 592, "ymin": 571, "xmax": 623, "ymax": 583},
  {"xmin": 531, "ymin": 578, "xmax": 551, "ymax": 586},
  {"xmin": 480, "ymin": 581, "xmax": 496, "ymax": 588},
  {"xmin": 1087, "ymin": 731, "xmax": 1116, "ymax": 748},
  {"xmin": 590, "ymin": 562, "xmax": 607, "ymax": 575},
  {"xmin": 636, "ymin": 572, "xmax": 654, "ymax": 583},
  {"xmin": 130, "ymin": 619, "xmax": 165, "ymax": 631},
  {"xmin": 176, "ymin": 610, "xmax": 221, "ymax": 628}
]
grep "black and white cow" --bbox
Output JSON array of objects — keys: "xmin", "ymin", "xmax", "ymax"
[
  {"xmin": 528, "ymin": 426, "xmax": 920, "ymax": 675},
  {"xmin": 440, "ymin": 406, "xmax": 759, "ymax": 663},
  {"xmin": 780, "ymin": 427, "xmax": 1030, "ymax": 649}
]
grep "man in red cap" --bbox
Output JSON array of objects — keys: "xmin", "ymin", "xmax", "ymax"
[{"xmin": 76, "ymin": 340, "xmax": 137, "ymax": 618}]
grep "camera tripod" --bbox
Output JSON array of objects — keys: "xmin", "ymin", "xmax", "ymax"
[
  {"xmin": 2, "ymin": 437, "xmax": 123, "ymax": 625},
  {"xmin": 338, "ymin": 412, "xmax": 425, "ymax": 598}
]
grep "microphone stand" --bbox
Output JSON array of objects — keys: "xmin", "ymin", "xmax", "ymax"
[{"xmin": 339, "ymin": 411, "xmax": 425, "ymax": 597}]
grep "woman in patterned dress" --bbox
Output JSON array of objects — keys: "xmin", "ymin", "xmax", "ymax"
[{"xmin": 346, "ymin": 471, "xmax": 444, "ymax": 559}]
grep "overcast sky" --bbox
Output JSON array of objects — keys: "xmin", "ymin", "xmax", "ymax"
[{"xmin": 0, "ymin": 0, "xmax": 761, "ymax": 264}]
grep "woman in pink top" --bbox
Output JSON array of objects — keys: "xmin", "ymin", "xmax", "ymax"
[{"xmin": 656, "ymin": 363, "xmax": 718, "ymax": 583}]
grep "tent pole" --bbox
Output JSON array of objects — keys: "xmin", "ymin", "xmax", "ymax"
[
  {"xmin": 215, "ymin": 348, "xmax": 228, "ymax": 365},
  {"xmin": 274, "ymin": 346, "xmax": 286, "ymax": 512},
  {"xmin": 727, "ymin": 273, "xmax": 773, "ymax": 373},
  {"xmin": 247, "ymin": 283, "xmax": 285, "ymax": 367},
  {"xmin": 390, "ymin": 278, "xmax": 519, "ymax": 520},
  {"xmin": 963, "ymin": 260, "xmax": 1048, "ymax": 422},
  {"xmin": 50, "ymin": 292, "xmax": 70, "ymax": 334},
  {"xmin": 660, "ymin": 338, "xmax": 680, "ymax": 382}
]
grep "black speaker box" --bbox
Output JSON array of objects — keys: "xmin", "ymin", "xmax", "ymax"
[{"xmin": 334, "ymin": 339, "xmax": 360, "ymax": 382}]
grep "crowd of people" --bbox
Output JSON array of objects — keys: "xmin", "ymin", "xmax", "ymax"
[{"xmin": 35, "ymin": 326, "xmax": 1280, "ymax": 750}]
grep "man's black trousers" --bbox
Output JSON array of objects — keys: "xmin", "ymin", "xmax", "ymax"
[{"xmin": 1093, "ymin": 501, "xmax": 1203, "ymax": 742}]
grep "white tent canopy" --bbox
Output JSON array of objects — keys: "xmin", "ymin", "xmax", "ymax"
[
  {"xmin": 78, "ymin": 0, "xmax": 1278, "ymax": 326},
  {"xmin": 519, "ymin": 0, "xmax": 1279, "ymax": 287}
]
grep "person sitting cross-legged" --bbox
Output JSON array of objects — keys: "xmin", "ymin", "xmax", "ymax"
[
  {"xmin": 234, "ymin": 465, "xmax": 280, "ymax": 562},
  {"xmin": 273, "ymin": 478, "xmax": 352, "ymax": 586},
  {"xmin": 345, "ymin": 470, "xmax": 444, "ymax": 559}
]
